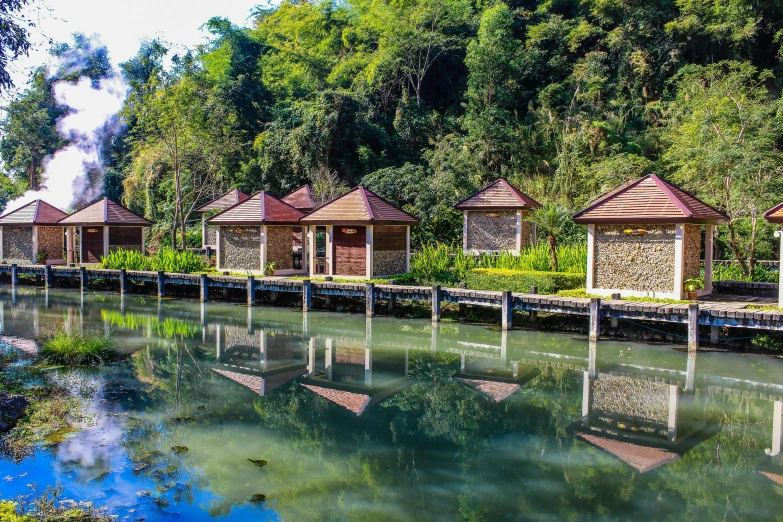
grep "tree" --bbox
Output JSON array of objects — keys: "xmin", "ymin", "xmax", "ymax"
[
  {"xmin": 664, "ymin": 61, "xmax": 783, "ymax": 275},
  {"xmin": 531, "ymin": 205, "xmax": 571, "ymax": 272},
  {"xmin": 0, "ymin": 0, "xmax": 33, "ymax": 92}
]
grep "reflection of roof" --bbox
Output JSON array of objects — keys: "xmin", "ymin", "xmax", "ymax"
[
  {"xmin": 299, "ymin": 186, "xmax": 419, "ymax": 225},
  {"xmin": 0, "ymin": 200, "xmax": 68, "ymax": 225},
  {"xmin": 195, "ymin": 189, "xmax": 249, "ymax": 213},
  {"xmin": 300, "ymin": 383, "xmax": 372, "ymax": 415},
  {"xmin": 282, "ymin": 185, "xmax": 315, "ymax": 212},
  {"xmin": 206, "ymin": 192, "xmax": 304, "ymax": 225},
  {"xmin": 454, "ymin": 377, "xmax": 520, "ymax": 402},
  {"xmin": 577, "ymin": 432, "xmax": 680, "ymax": 473},
  {"xmin": 213, "ymin": 367, "xmax": 307, "ymax": 396},
  {"xmin": 58, "ymin": 198, "xmax": 152, "ymax": 226},
  {"xmin": 760, "ymin": 470, "xmax": 783, "ymax": 486},
  {"xmin": 572, "ymin": 174, "xmax": 728, "ymax": 225},
  {"xmin": 454, "ymin": 179, "xmax": 541, "ymax": 210}
]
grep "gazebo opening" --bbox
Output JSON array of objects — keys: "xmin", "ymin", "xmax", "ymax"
[{"xmin": 0, "ymin": 200, "xmax": 68, "ymax": 265}]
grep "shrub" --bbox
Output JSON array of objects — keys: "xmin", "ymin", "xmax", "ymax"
[
  {"xmin": 465, "ymin": 268, "xmax": 585, "ymax": 294},
  {"xmin": 712, "ymin": 262, "xmax": 777, "ymax": 283},
  {"xmin": 99, "ymin": 248, "xmax": 208, "ymax": 273},
  {"xmin": 100, "ymin": 249, "xmax": 148, "ymax": 271},
  {"xmin": 751, "ymin": 334, "xmax": 783, "ymax": 352},
  {"xmin": 41, "ymin": 332, "xmax": 120, "ymax": 366},
  {"xmin": 410, "ymin": 243, "xmax": 452, "ymax": 281}
]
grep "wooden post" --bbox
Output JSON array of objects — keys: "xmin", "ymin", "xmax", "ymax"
[
  {"xmin": 431, "ymin": 284, "xmax": 441, "ymax": 323},
  {"xmin": 529, "ymin": 285, "xmax": 538, "ymax": 322},
  {"xmin": 119, "ymin": 269, "xmax": 128, "ymax": 295},
  {"xmin": 199, "ymin": 274, "xmax": 209, "ymax": 302},
  {"xmin": 366, "ymin": 282, "xmax": 375, "ymax": 318},
  {"xmin": 458, "ymin": 282, "xmax": 467, "ymax": 318},
  {"xmin": 10, "ymin": 264, "xmax": 17, "ymax": 287},
  {"xmin": 685, "ymin": 342, "xmax": 697, "ymax": 395},
  {"xmin": 387, "ymin": 293, "xmax": 396, "ymax": 313},
  {"xmin": 501, "ymin": 290, "xmax": 512, "ymax": 331},
  {"xmin": 589, "ymin": 298, "xmax": 601, "ymax": 341},
  {"xmin": 688, "ymin": 303, "xmax": 699, "ymax": 351},
  {"xmin": 710, "ymin": 325, "xmax": 720, "ymax": 344},
  {"xmin": 44, "ymin": 265, "xmax": 53, "ymax": 288},
  {"xmin": 610, "ymin": 292, "xmax": 620, "ymax": 329},
  {"xmin": 79, "ymin": 266, "xmax": 87, "ymax": 290},
  {"xmin": 157, "ymin": 271, "xmax": 165, "ymax": 298},
  {"xmin": 302, "ymin": 279, "xmax": 312, "ymax": 311},
  {"xmin": 247, "ymin": 275, "xmax": 256, "ymax": 306}
]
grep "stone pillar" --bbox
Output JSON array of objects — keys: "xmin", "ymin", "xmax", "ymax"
[
  {"xmin": 704, "ymin": 224, "xmax": 714, "ymax": 294},
  {"xmin": 366, "ymin": 282, "xmax": 375, "ymax": 318},
  {"xmin": 103, "ymin": 225, "xmax": 110, "ymax": 259},
  {"xmin": 501, "ymin": 290, "xmax": 512, "ymax": 330},
  {"xmin": 586, "ymin": 225, "xmax": 595, "ymax": 292},
  {"xmin": 515, "ymin": 210, "xmax": 522, "ymax": 253},
  {"xmin": 199, "ymin": 274, "xmax": 209, "ymax": 302},
  {"xmin": 247, "ymin": 275, "xmax": 256, "ymax": 306},
  {"xmin": 325, "ymin": 225, "xmax": 333, "ymax": 276},
  {"xmin": 673, "ymin": 224, "xmax": 685, "ymax": 300},
  {"xmin": 215, "ymin": 226, "xmax": 222, "ymax": 271},
  {"xmin": 31, "ymin": 226, "xmax": 38, "ymax": 264},
  {"xmin": 79, "ymin": 266, "xmax": 87, "ymax": 290},
  {"xmin": 66, "ymin": 227, "xmax": 74, "ymax": 265},
  {"xmin": 462, "ymin": 211, "xmax": 468, "ymax": 253},
  {"xmin": 10, "ymin": 264, "xmax": 17, "ymax": 287},
  {"xmin": 201, "ymin": 215, "xmax": 207, "ymax": 249},
  {"xmin": 405, "ymin": 226, "xmax": 411, "ymax": 273},
  {"xmin": 431, "ymin": 284, "xmax": 441, "ymax": 323},
  {"xmin": 157, "ymin": 271, "xmax": 165, "ymax": 298},
  {"xmin": 365, "ymin": 225, "xmax": 374, "ymax": 279},
  {"xmin": 588, "ymin": 298, "xmax": 601, "ymax": 341},
  {"xmin": 119, "ymin": 269, "xmax": 128, "ymax": 295},
  {"xmin": 302, "ymin": 279, "xmax": 312, "ymax": 311},
  {"xmin": 44, "ymin": 265, "xmax": 53, "ymax": 288},
  {"xmin": 772, "ymin": 401, "xmax": 783, "ymax": 459},
  {"xmin": 259, "ymin": 225, "xmax": 268, "ymax": 274},
  {"xmin": 688, "ymin": 303, "xmax": 699, "ymax": 351}
]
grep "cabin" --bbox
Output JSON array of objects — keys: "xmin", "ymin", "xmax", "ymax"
[
  {"xmin": 57, "ymin": 198, "xmax": 152, "ymax": 264},
  {"xmin": 193, "ymin": 189, "xmax": 249, "ymax": 250},
  {"xmin": 455, "ymin": 179, "xmax": 542, "ymax": 254},
  {"xmin": 299, "ymin": 186, "xmax": 419, "ymax": 279},
  {"xmin": 282, "ymin": 185, "xmax": 316, "ymax": 270},
  {"xmin": 0, "ymin": 200, "xmax": 68, "ymax": 265},
  {"xmin": 764, "ymin": 203, "xmax": 783, "ymax": 308},
  {"xmin": 207, "ymin": 191, "xmax": 305, "ymax": 275},
  {"xmin": 572, "ymin": 175, "xmax": 728, "ymax": 300}
]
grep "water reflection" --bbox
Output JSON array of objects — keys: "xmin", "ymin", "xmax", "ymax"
[{"xmin": 0, "ymin": 287, "xmax": 783, "ymax": 519}]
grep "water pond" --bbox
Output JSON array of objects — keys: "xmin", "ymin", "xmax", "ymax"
[{"xmin": 0, "ymin": 286, "xmax": 782, "ymax": 521}]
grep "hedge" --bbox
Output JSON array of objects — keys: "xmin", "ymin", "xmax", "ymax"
[{"xmin": 465, "ymin": 268, "xmax": 585, "ymax": 294}]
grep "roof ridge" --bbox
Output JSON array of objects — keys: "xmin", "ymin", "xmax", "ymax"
[
  {"xmin": 650, "ymin": 175, "xmax": 692, "ymax": 218},
  {"xmin": 259, "ymin": 191, "xmax": 266, "ymax": 222},
  {"xmin": 358, "ymin": 186, "xmax": 374, "ymax": 221}
]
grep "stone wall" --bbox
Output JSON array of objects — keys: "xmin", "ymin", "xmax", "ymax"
[
  {"xmin": 373, "ymin": 250, "xmax": 407, "ymax": 276},
  {"xmin": 220, "ymin": 226, "xmax": 260, "ymax": 271},
  {"xmin": 594, "ymin": 224, "xmax": 676, "ymax": 293},
  {"xmin": 2, "ymin": 227, "xmax": 33, "ymax": 264},
  {"xmin": 204, "ymin": 225, "xmax": 217, "ymax": 248},
  {"xmin": 37, "ymin": 227, "xmax": 63, "ymax": 261},
  {"xmin": 592, "ymin": 374, "xmax": 670, "ymax": 434},
  {"xmin": 683, "ymin": 224, "xmax": 701, "ymax": 281},
  {"xmin": 466, "ymin": 211, "xmax": 516, "ymax": 251},
  {"xmin": 267, "ymin": 226, "xmax": 293, "ymax": 270}
]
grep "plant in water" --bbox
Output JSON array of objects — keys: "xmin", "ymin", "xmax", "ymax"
[
  {"xmin": 531, "ymin": 205, "xmax": 571, "ymax": 272},
  {"xmin": 41, "ymin": 331, "xmax": 120, "ymax": 366}
]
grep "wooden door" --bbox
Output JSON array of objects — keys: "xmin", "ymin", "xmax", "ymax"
[
  {"xmin": 333, "ymin": 226, "xmax": 366, "ymax": 276},
  {"xmin": 82, "ymin": 227, "xmax": 104, "ymax": 263}
]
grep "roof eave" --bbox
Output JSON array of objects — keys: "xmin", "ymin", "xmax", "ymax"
[{"xmin": 572, "ymin": 217, "xmax": 727, "ymax": 225}]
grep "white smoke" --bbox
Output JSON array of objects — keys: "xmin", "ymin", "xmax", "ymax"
[{"xmin": 3, "ymin": 74, "xmax": 128, "ymax": 214}]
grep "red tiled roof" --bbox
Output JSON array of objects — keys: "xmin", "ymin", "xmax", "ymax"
[
  {"xmin": 300, "ymin": 383, "xmax": 372, "ymax": 415},
  {"xmin": 577, "ymin": 432, "xmax": 680, "ymax": 472},
  {"xmin": 455, "ymin": 179, "xmax": 542, "ymax": 210},
  {"xmin": 281, "ymin": 185, "xmax": 315, "ymax": 212},
  {"xmin": 212, "ymin": 367, "xmax": 307, "ymax": 396},
  {"xmin": 765, "ymin": 202, "xmax": 783, "ymax": 224},
  {"xmin": 454, "ymin": 377, "xmax": 520, "ymax": 402},
  {"xmin": 206, "ymin": 191, "xmax": 304, "ymax": 225},
  {"xmin": 57, "ymin": 198, "xmax": 152, "ymax": 226},
  {"xmin": 0, "ymin": 200, "xmax": 68, "ymax": 225},
  {"xmin": 572, "ymin": 174, "xmax": 728, "ymax": 225},
  {"xmin": 194, "ymin": 189, "xmax": 249, "ymax": 213},
  {"xmin": 299, "ymin": 186, "xmax": 419, "ymax": 225}
]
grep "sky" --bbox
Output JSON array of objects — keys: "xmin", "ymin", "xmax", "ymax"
[{"xmin": 8, "ymin": 0, "xmax": 263, "ymax": 92}]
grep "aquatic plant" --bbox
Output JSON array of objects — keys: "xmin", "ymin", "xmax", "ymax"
[{"xmin": 41, "ymin": 332, "xmax": 120, "ymax": 366}]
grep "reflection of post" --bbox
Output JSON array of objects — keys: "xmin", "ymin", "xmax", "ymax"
[
  {"xmin": 302, "ymin": 311, "xmax": 310, "ymax": 338},
  {"xmin": 668, "ymin": 384, "xmax": 679, "ymax": 442},
  {"xmin": 65, "ymin": 307, "xmax": 72, "ymax": 335},
  {"xmin": 365, "ymin": 343, "xmax": 372, "ymax": 388},
  {"xmin": 200, "ymin": 302, "xmax": 207, "ymax": 342},
  {"xmin": 404, "ymin": 347, "xmax": 409, "ymax": 377},
  {"xmin": 460, "ymin": 353, "xmax": 466, "ymax": 373},
  {"xmin": 44, "ymin": 288, "xmax": 50, "ymax": 309},
  {"xmin": 430, "ymin": 323, "xmax": 439, "ymax": 355},
  {"xmin": 587, "ymin": 340, "xmax": 597, "ymax": 379},
  {"xmin": 156, "ymin": 298, "xmax": 163, "ymax": 324},
  {"xmin": 260, "ymin": 330, "xmax": 267, "ymax": 372},
  {"xmin": 33, "ymin": 305, "xmax": 39, "ymax": 337},
  {"xmin": 500, "ymin": 329, "xmax": 508, "ymax": 365},
  {"xmin": 216, "ymin": 323, "xmax": 222, "ymax": 362},
  {"xmin": 582, "ymin": 371, "xmax": 591, "ymax": 426},
  {"xmin": 365, "ymin": 317, "xmax": 373, "ymax": 349},
  {"xmin": 0, "ymin": 302, "xmax": 4, "ymax": 334},
  {"xmin": 307, "ymin": 337, "xmax": 316, "ymax": 377},
  {"xmin": 247, "ymin": 305, "xmax": 253, "ymax": 334},
  {"xmin": 325, "ymin": 339, "xmax": 334, "ymax": 381},
  {"xmin": 685, "ymin": 346, "xmax": 697, "ymax": 395},
  {"xmin": 119, "ymin": 293, "xmax": 125, "ymax": 316},
  {"xmin": 772, "ymin": 401, "xmax": 783, "ymax": 459},
  {"xmin": 11, "ymin": 286, "xmax": 17, "ymax": 306}
]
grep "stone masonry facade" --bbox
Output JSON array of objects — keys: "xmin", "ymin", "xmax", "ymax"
[
  {"xmin": 373, "ymin": 250, "xmax": 406, "ymax": 276},
  {"xmin": 594, "ymin": 224, "xmax": 676, "ymax": 293},
  {"xmin": 267, "ymin": 226, "xmax": 293, "ymax": 271},
  {"xmin": 37, "ymin": 227, "xmax": 63, "ymax": 261},
  {"xmin": 2, "ymin": 227, "xmax": 33, "ymax": 264},
  {"xmin": 683, "ymin": 224, "xmax": 701, "ymax": 281},
  {"xmin": 220, "ymin": 226, "xmax": 260, "ymax": 271},
  {"xmin": 204, "ymin": 225, "xmax": 217, "ymax": 248},
  {"xmin": 592, "ymin": 374, "xmax": 670, "ymax": 435},
  {"xmin": 465, "ymin": 211, "xmax": 533, "ymax": 252}
]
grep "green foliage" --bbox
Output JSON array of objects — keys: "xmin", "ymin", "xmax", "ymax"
[
  {"xmin": 465, "ymin": 268, "xmax": 585, "ymax": 294},
  {"xmin": 100, "ymin": 248, "xmax": 208, "ymax": 273},
  {"xmin": 410, "ymin": 243, "xmax": 452, "ymax": 281},
  {"xmin": 556, "ymin": 288, "xmax": 688, "ymax": 304},
  {"xmin": 751, "ymin": 334, "xmax": 783, "ymax": 352},
  {"xmin": 41, "ymin": 332, "xmax": 120, "ymax": 366},
  {"xmin": 683, "ymin": 277, "xmax": 704, "ymax": 291},
  {"xmin": 712, "ymin": 263, "xmax": 778, "ymax": 283}
]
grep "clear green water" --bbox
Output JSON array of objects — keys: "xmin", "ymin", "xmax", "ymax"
[{"xmin": 0, "ymin": 286, "xmax": 782, "ymax": 521}]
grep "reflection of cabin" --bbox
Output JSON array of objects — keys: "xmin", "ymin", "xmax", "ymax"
[
  {"xmin": 194, "ymin": 189, "xmax": 249, "ymax": 249},
  {"xmin": 207, "ymin": 192, "xmax": 306, "ymax": 275},
  {"xmin": 302, "ymin": 339, "xmax": 410, "ymax": 415},
  {"xmin": 282, "ymin": 185, "xmax": 316, "ymax": 270},
  {"xmin": 299, "ymin": 186, "xmax": 419, "ymax": 278},
  {"xmin": 764, "ymin": 204, "xmax": 783, "ymax": 308},
  {"xmin": 57, "ymin": 198, "xmax": 152, "ymax": 264},
  {"xmin": 0, "ymin": 200, "xmax": 68, "ymax": 265},
  {"xmin": 211, "ymin": 325, "xmax": 308, "ymax": 396},
  {"xmin": 455, "ymin": 179, "xmax": 541, "ymax": 254},
  {"xmin": 573, "ymin": 175, "xmax": 728, "ymax": 300}
]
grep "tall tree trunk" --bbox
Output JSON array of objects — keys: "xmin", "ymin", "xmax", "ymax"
[
  {"xmin": 171, "ymin": 205, "xmax": 178, "ymax": 251},
  {"xmin": 548, "ymin": 235, "xmax": 558, "ymax": 272},
  {"xmin": 726, "ymin": 221, "xmax": 749, "ymax": 276},
  {"xmin": 748, "ymin": 216, "xmax": 758, "ymax": 279}
]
